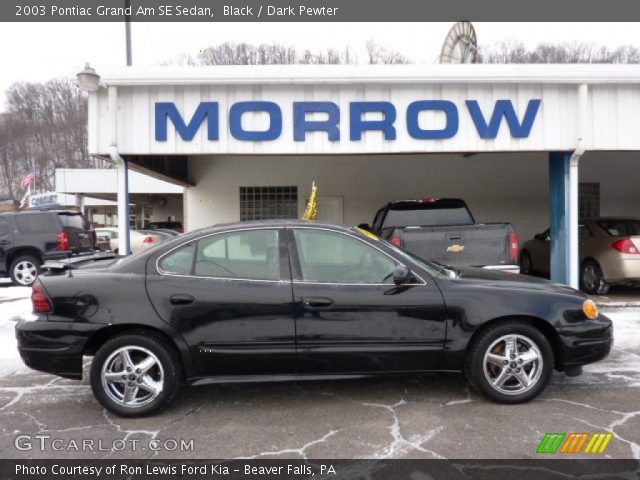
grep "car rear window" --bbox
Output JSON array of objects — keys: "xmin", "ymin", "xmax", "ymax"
[
  {"xmin": 596, "ymin": 219, "xmax": 640, "ymax": 236},
  {"xmin": 384, "ymin": 200, "xmax": 474, "ymax": 228},
  {"xmin": 14, "ymin": 213, "xmax": 57, "ymax": 234}
]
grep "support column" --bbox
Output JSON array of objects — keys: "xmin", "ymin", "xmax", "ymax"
[
  {"xmin": 549, "ymin": 151, "xmax": 579, "ymax": 287},
  {"xmin": 116, "ymin": 156, "xmax": 131, "ymax": 255}
]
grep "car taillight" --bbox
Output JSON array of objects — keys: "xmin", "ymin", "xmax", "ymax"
[
  {"xmin": 31, "ymin": 280, "xmax": 52, "ymax": 314},
  {"xmin": 143, "ymin": 235, "xmax": 154, "ymax": 245},
  {"xmin": 612, "ymin": 238, "xmax": 639, "ymax": 254},
  {"xmin": 57, "ymin": 231, "xmax": 69, "ymax": 251},
  {"xmin": 509, "ymin": 232, "xmax": 519, "ymax": 262},
  {"xmin": 389, "ymin": 235, "xmax": 403, "ymax": 247}
]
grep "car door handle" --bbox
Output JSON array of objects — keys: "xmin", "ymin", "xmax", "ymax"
[
  {"xmin": 0, "ymin": 240, "xmax": 9, "ymax": 245},
  {"xmin": 170, "ymin": 294, "xmax": 195, "ymax": 305},
  {"xmin": 302, "ymin": 297, "xmax": 334, "ymax": 309}
]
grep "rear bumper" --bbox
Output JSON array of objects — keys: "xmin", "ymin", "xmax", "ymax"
[
  {"xmin": 557, "ymin": 314, "xmax": 613, "ymax": 370},
  {"xmin": 15, "ymin": 319, "xmax": 103, "ymax": 379},
  {"xmin": 482, "ymin": 264, "xmax": 520, "ymax": 274},
  {"xmin": 600, "ymin": 256, "xmax": 640, "ymax": 283}
]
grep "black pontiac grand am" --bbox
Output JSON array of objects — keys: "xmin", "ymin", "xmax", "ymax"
[{"xmin": 16, "ymin": 221, "xmax": 612, "ymax": 417}]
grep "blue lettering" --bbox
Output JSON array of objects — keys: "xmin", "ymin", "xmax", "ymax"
[
  {"xmin": 293, "ymin": 102, "xmax": 340, "ymax": 141},
  {"xmin": 349, "ymin": 102, "xmax": 396, "ymax": 141},
  {"xmin": 155, "ymin": 102, "xmax": 219, "ymax": 141},
  {"xmin": 229, "ymin": 101, "xmax": 282, "ymax": 141},
  {"xmin": 466, "ymin": 99, "xmax": 541, "ymax": 139},
  {"xmin": 406, "ymin": 100, "xmax": 458, "ymax": 140}
]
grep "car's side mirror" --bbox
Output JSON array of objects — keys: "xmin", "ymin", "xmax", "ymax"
[
  {"xmin": 534, "ymin": 233, "xmax": 548, "ymax": 242},
  {"xmin": 357, "ymin": 223, "xmax": 371, "ymax": 231},
  {"xmin": 393, "ymin": 265, "xmax": 411, "ymax": 285}
]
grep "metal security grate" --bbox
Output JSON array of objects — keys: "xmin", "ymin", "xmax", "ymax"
[{"xmin": 240, "ymin": 186, "xmax": 298, "ymax": 221}]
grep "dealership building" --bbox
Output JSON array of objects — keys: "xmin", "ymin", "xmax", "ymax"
[{"xmin": 83, "ymin": 64, "xmax": 640, "ymax": 288}]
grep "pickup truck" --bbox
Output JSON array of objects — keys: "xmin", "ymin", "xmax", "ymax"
[{"xmin": 362, "ymin": 198, "xmax": 519, "ymax": 272}]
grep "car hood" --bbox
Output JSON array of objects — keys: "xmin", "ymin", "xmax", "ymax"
[{"xmin": 451, "ymin": 266, "xmax": 583, "ymax": 296}]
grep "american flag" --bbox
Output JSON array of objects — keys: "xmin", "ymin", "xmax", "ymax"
[{"xmin": 21, "ymin": 170, "xmax": 36, "ymax": 191}]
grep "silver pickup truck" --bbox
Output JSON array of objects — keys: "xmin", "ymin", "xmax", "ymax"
[{"xmin": 363, "ymin": 198, "xmax": 519, "ymax": 272}]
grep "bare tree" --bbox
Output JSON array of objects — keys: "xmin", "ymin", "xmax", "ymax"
[
  {"xmin": 365, "ymin": 40, "xmax": 410, "ymax": 64},
  {"xmin": 173, "ymin": 41, "xmax": 408, "ymax": 66},
  {"xmin": 0, "ymin": 78, "xmax": 94, "ymax": 199},
  {"xmin": 479, "ymin": 39, "xmax": 640, "ymax": 64}
]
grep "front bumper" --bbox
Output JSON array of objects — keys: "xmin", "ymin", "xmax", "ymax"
[
  {"xmin": 15, "ymin": 319, "xmax": 103, "ymax": 379},
  {"xmin": 557, "ymin": 314, "xmax": 613, "ymax": 370}
]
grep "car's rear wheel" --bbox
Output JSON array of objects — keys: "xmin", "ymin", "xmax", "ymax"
[
  {"xmin": 581, "ymin": 259, "xmax": 609, "ymax": 295},
  {"xmin": 9, "ymin": 255, "xmax": 41, "ymax": 286},
  {"xmin": 464, "ymin": 321, "xmax": 553, "ymax": 403},
  {"xmin": 519, "ymin": 251, "xmax": 533, "ymax": 275},
  {"xmin": 90, "ymin": 332, "xmax": 182, "ymax": 417}
]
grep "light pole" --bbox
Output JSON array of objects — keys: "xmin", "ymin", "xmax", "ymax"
[{"xmin": 125, "ymin": 0, "xmax": 132, "ymax": 66}]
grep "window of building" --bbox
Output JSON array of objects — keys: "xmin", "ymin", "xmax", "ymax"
[
  {"xmin": 239, "ymin": 186, "xmax": 298, "ymax": 221},
  {"xmin": 579, "ymin": 183, "xmax": 600, "ymax": 220}
]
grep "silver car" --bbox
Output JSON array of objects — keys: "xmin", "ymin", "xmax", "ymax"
[{"xmin": 520, "ymin": 218, "xmax": 640, "ymax": 294}]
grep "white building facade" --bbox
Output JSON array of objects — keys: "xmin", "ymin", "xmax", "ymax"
[{"xmin": 86, "ymin": 64, "xmax": 640, "ymax": 287}]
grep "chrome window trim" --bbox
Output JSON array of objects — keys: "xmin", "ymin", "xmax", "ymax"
[
  {"xmin": 290, "ymin": 226, "xmax": 428, "ymax": 286},
  {"xmin": 155, "ymin": 226, "xmax": 284, "ymax": 283}
]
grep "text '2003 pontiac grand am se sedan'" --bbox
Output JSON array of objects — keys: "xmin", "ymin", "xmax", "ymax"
[{"xmin": 16, "ymin": 221, "xmax": 612, "ymax": 417}]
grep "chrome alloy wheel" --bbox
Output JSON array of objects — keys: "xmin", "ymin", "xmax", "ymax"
[
  {"xmin": 14, "ymin": 260, "xmax": 37, "ymax": 285},
  {"xmin": 101, "ymin": 346, "xmax": 164, "ymax": 408},
  {"xmin": 483, "ymin": 334, "xmax": 543, "ymax": 395}
]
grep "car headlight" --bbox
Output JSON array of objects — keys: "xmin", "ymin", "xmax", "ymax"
[{"xmin": 582, "ymin": 299, "xmax": 599, "ymax": 319}]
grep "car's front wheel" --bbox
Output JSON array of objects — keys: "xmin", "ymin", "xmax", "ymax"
[
  {"xmin": 464, "ymin": 321, "xmax": 553, "ymax": 404},
  {"xmin": 90, "ymin": 331, "xmax": 182, "ymax": 417}
]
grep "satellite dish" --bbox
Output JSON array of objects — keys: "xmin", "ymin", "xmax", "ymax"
[{"xmin": 439, "ymin": 21, "xmax": 478, "ymax": 64}]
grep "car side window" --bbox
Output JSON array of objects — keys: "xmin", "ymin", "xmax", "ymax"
[
  {"xmin": 158, "ymin": 242, "xmax": 196, "ymax": 275},
  {"xmin": 0, "ymin": 217, "xmax": 9, "ymax": 236},
  {"xmin": 294, "ymin": 229, "xmax": 396, "ymax": 284},
  {"xmin": 194, "ymin": 229, "xmax": 280, "ymax": 280},
  {"xmin": 14, "ymin": 214, "xmax": 57, "ymax": 234}
]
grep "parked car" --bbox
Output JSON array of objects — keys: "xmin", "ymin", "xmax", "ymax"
[
  {"xmin": 361, "ymin": 198, "xmax": 519, "ymax": 271},
  {"xmin": 17, "ymin": 221, "xmax": 611, "ymax": 416},
  {"xmin": 95, "ymin": 228, "xmax": 165, "ymax": 255},
  {"xmin": 520, "ymin": 218, "xmax": 640, "ymax": 294},
  {"xmin": 146, "ymin": 228, "xmax": 180, "ymax": 237},
  {"xmin": 0, "ymin": 210, "xmax": 96, "ymax": 286},
  {"xmin": 147, "ymin": 221, "xmax": 183, "ymax": 233}
]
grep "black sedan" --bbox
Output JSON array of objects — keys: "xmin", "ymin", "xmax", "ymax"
[{"xmin": 16, "ymin": 221, "xmax": 612, "ymax": 417}]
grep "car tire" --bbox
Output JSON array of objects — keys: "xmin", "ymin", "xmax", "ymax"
[
  {"xmin": 9, "ymin": 255, "xmax": 41, "ymax": 286},
  {"xmin": 90, "ymin": 331, "xmax": 182, "ymax": 417},
  {"xmin": 581, "ymin": 260, "xmax": 609, "ymax": 295},
  {"xmin": 520, "ymin": 251, "xmax": 533, "ymax": 275},
  {"xmin": 464, "ymin": 321, "xmax": 554, "ymax": 404}
]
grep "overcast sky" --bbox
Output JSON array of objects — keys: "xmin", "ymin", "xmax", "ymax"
[{"xmin": 1, "ymin": 22, "xmax": 640, "ymax": 108}]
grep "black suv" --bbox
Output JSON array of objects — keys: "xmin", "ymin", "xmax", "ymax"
[{"xmin": 0, "ymin": 210, "xmax": 96, "ymax": 286}]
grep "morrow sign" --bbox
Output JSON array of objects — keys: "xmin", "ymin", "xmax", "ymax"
[{"xmin": 155, "ymin": 99, "xmax": 542, "ymax": 142}]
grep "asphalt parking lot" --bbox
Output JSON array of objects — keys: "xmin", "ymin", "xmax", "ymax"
[{"xmin": 0, "ymin": 285, "xmax": 638, "ymax": 460}]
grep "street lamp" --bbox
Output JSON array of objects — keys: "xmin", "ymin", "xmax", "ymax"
[{"xmin": 76, "ymin": 63, "xmax": 100, "ymax": 92}]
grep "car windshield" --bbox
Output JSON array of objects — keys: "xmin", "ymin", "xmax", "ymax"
[
  {"xmin": 596, "ymin": 219, "xmax": 640, "ymax": 236},
  {"xmin": 351, "ymin": 227, "xmax": 455, "ymax": 278}
]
